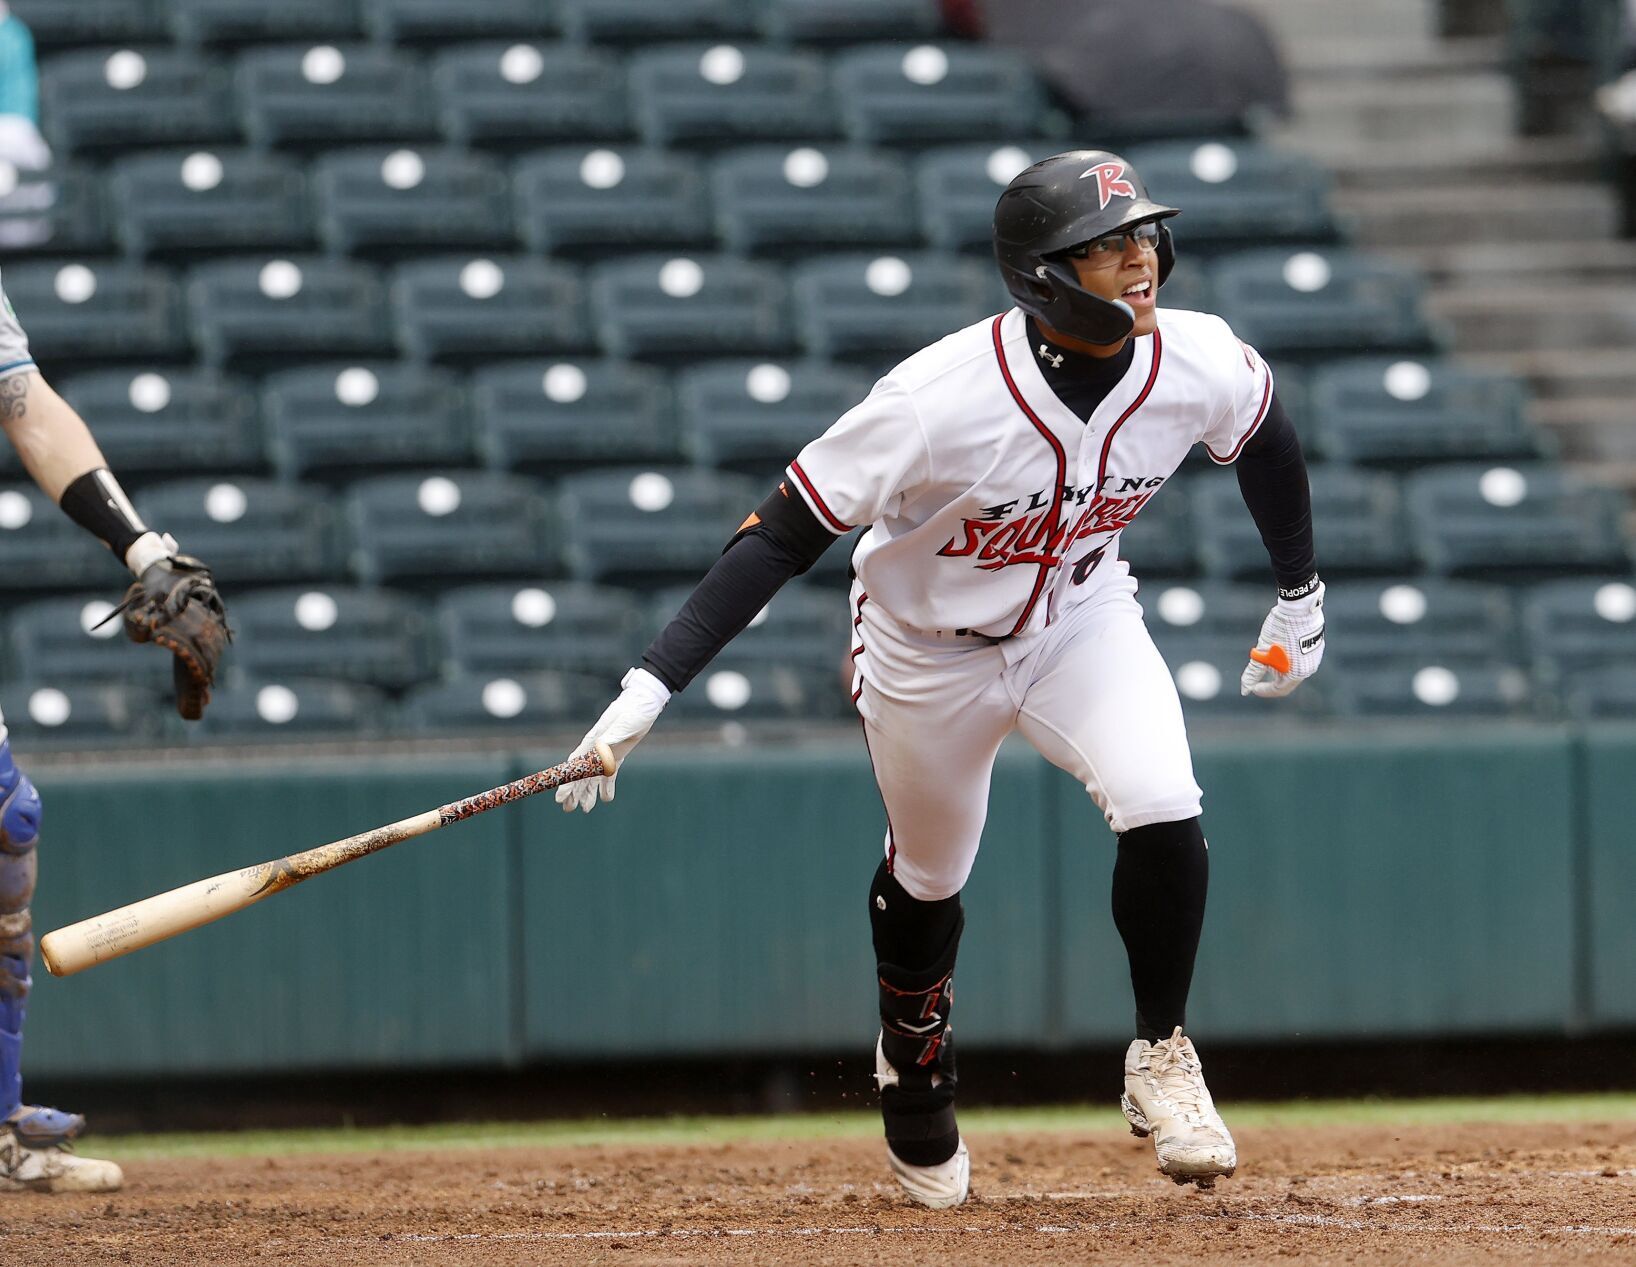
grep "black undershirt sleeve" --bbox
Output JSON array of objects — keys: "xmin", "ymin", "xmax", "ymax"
[
  {"xmin": 1231, "ymin": 391, "xmax": 1318, "ymax": 593},
  {"xmin": 640, "ymin": 483, "xmax": 839, "ymax": 693}
]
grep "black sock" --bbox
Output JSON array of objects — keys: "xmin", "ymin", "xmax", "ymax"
[
  {"xmin": 868, "ymin": 857, "xmax": 960, "ymax": 970},
  {"xmin": 1111, "ymin": 817, "xmax": 1209, "ymax": 1042}
]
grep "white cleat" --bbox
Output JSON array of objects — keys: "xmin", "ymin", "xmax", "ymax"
[
  {"xmin": 875, "ymin": 1034, "xmax": 970, "ymax": 1209},
  {"xmin": 0, "ymin": 1126, "xmax": 123, "ymax": 1194},
  {"xmin": 1121, "ymin": 1027, "xmax": 1237, "ymax": 1188}
]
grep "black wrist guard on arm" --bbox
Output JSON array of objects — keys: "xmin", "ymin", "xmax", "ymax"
[{"xmin": 58, "ymin": 468, "xmax": 148, "ymax": 563}]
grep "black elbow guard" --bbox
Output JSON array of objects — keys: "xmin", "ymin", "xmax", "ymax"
[{"xmin": 727, "ymin": 480, "xmax": 838, "ymax": 573}]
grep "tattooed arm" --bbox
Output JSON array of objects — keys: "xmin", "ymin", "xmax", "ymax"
[{"xmin": 0, "ymin": 371, "xmax": 110, "ymax": 500}]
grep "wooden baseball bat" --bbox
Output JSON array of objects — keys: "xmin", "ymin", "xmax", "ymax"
[{"xmin": 39, "ymin": 743, "xmax": 615, "ymax": 978}]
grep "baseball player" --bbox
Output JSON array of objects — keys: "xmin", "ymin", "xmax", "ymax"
[
  {"xmin": 0, "ymin": 273, "xmax": 230, "ymax": 1193},
  {"xmin": 556, "ymin": 151, "xmax": 1323, "ymax": 1206}
]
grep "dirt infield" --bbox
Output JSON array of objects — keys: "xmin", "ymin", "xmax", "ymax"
[{"xmin": 3, "ymin": 1119, "xmax": 1633, "ymax": 1265}]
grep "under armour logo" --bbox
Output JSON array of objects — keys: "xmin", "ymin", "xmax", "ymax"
[
  {"xmin": 1037, "ymin": 343, "xmax": 1063, "ymax": 369},
  {"xmin": 1078, "ymin": 161, "xmax": 1136, "ymax": 211}
]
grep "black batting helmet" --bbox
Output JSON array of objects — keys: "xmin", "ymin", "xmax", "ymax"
[{"xmin": 993, "ymin": 150, "xmax": 1179, "ymax": 346}]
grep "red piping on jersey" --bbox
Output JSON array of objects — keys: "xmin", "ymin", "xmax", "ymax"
[
  {"xmin": 1095, "ymin": 328, "xmax": 1164, "ymax": 488},
  {"xmin": 1205, "ymin": 362, "xmax": 1273, "ymax": 464},
  {"xmin": 787, "ymin": 459, "xmax": 853, "ymax": 534},
  {"xmin": 852, "ymin": 589, "xmax": 896, "ymax": 871},
  {"xmin": 992, "ymin": 315, "xmax": 1068, "ymax": 636}
]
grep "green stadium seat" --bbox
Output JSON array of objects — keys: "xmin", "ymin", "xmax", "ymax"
[
  {"xmin": 192, "ymin": 676, "xmax": 387, "ymax": 739},
  {"xmin": 437, "ymin": 581, "xmax": 646, "ymax": 680},
  {"xmin": 1520, "ymin": 578, "xmax": 1636, "ymax": 681},
  {"xmin": 1143, "ymin": 580, "xmax": 1272, "ymax": 643},
  {"xmin": 260, "ymin": 362, "xmax": 471, "ymax": 479},
  {"xmin": 1, "ymin": 166, "xmax": 113, "ymax": 256},
  {"xmin": 236, "ymin": 44, "xmax": 435, "ymax": 148},
  {"xmin": 187, "ymin": 256, "xmax": 394, "ymax": 368},
  {"xmin": 1195, "ymin": 464, "xmax": 1413, "ymax": 579},
  {"xmin": 757, "ymin": 0, "xmax": 941, "ymax": 45},
  {"xmin": 135, "ymin": 477, "xmax": 344, "ymax": 585},
  {"xmin": 108, "ymin": 148, "xmax": 314, "ymax": 258},
  {"xmin": 916, "ymin": 143, "xmax": 1058, "ymax": 253},
  {"xmin": 666, "ymin": 663, "xmax": 851, "ymax": 722},
  {"xmin": 1109, "ymin": 475, "xmax": 1198, "ymax": 578},
  {"xmin": 0, "ymin": 485, "xmax": 127, "ymax": 595},
  {"xmin": 227, "ymin": 586, "xmax": 433, "ymax": 690},
  {"xmin": 557, "ymin": 0, "xmax": 756, "ymax": 45},
  {"xmin": 1309, "ymin": 358, "xmax": 1547, "ymax": 465},
  {"xmin": 589, "ymin": 255, "xmax": 794, "ymax": 361},
  {"xmin": 8, "ymin": 594, "xmax": 173, "ymax": 687},
  {"xmin": 1330, "ymin": 659, "xmax": 1534, "ymax": 719},
  {"xmin": 0, "ymin": 680, "xmax": 168, "ymax": 746},
  {"xmin": 1158, "ymin": 258, "xmax": 1213, "ymax": 316},
  {"xmin": 1211, "ymin": 248, "xmax": 1436, "ymax": 360},
  {"xmin": 831, "ymin": 44, "xmax": 1048, "ymax": 146},
  {"xmin": 1321, "ymin": 579, "xmax": 1517, "ymax": 665},
  {"xmin": 628, "ymin": 45, "xmax": 836, "ymax": 147},
  {"xmin": 312, "ymin": 146, "xmax": 513, "ymax": 256},
  {"xmin": 556, "ymin": 466, "xmax": 758, "ymax": 587},
  {"xmin": 791, "ymin": 252, "xmax": 998, "ymax": 366},
  {"xmin": 1149, "ymin": 631, "xmax": 1332, "ymax": 720},
  {"xmin": 347, "ymin": 471, "xmax": 556, "ymax": 585},
  {"xmin": 1405, "ymin": 463, "xmax": 1631, "ymax": 578},
  {"xmin": 512, "ymin": 148, "xmax": 712, "ymax": 257},
  {"xmin": 165, "ymin": 0, "xmax": 363, "ymax": 47},
  {"xmin": 38, "ymin": 47, "xmax": 238, "ymax": 155},
  {"xmin": 712, "ymin": 146, "xmax": 917, "ymax": 256},
  {"xmin": 649, "ymin": 581, "xmax": 851, "ymax": 675},
  {"xmin": 675, "ymin": 359, "xmax": 870, "ymax": 479},
  {"xmin": 363, "ymin": 0, "xmax": 561, "ymax": 44},
  {"xmin": 1125, "ymin": 140, "xmax": 1337, "ymax": 250},
  {"xmin": 1558, "ymin": 666, "xmax": 1636, "ymax": 721},
  {"xmin": 2, "ymin": 260, "xmax": 188, "ymax": 363},
  {"xmin": 470, "ymin": 359, "xmax": 678, "ymax": 474},
  {"xmin": 400, "ymin": 670, "xmax": 607, "ymax": 734},
  {"xmin": 48, "ymin": 368, "xmax": 265, "ymax": 478},
  {"xmin": 8, "ymin": 2, "xmax": 166, "ymax": 50},
  {"xmin": 431, "ymin": 43, "xmax": 629, "ymax": 148},
  {"xmin": 391, "ymin": 256, "xmax": 591, "ymax": 363}
]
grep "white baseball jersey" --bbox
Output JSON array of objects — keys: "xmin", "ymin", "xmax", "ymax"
[
  {"xmin": 0, "ymin": 272, "xmax": 36, "ymax": 382},
  {"xmin": 788, "ymin": 306, "xmax": 1273, "ymax": 640}
]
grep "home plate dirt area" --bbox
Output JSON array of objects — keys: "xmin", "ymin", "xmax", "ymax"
[{"xmin": 3, "ymin": 1120, "xmax": 1633, "ymax": 1266}]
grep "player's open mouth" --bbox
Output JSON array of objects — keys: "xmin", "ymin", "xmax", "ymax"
[{"xmin": 1121, "ymin": 279, "xmax": 1154, "ymax": 307}]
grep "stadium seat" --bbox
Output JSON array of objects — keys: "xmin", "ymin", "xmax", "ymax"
[
  {"xmin": 556, "ymin": 0, "xmax": 757, "ymax": 45},
  {"xmin": 1211, "ymin": 248, "xmax": 1436, "ymax": 360},
  {"xmin": 1405, "ymin": 463, "xmax": 1631, "ymax": 578},
  {"xmin": 675, "ymin": 359, "xmax": 870, "ymax": 478},
  {"xmin": 916, "ymin": 143, "xmax": 1058, "ymax": 252},
  {"xmin": 390, "ymin": 256, "xmax": 592, "ymax": 362},
  {"xmin": 363, "ymin": 0, "xmax": 561, "ymax": 44},
  {"xmin": 46, "ymin": 368, "xmax": 265, "ymax": 478},
  {"xmin": 628, "ymin": 45, "xmax": 837, "ymax": 146},
  {"xmin": 1143, "ymin": 580, "xmax": 1273, "ymax": 643},
  {"xmin": 431, "ymin": 43, "xmax": 629, "ymax": 147},
  {"xmin": 347, "ymin": 471, "xmax": 557, "ymax": 585},
  {"xmin": 1150, "ymin": 632, "xmax": 1332, "ymax": 720},
  {"xmin": 470, "ymin": 359, "xmax": 679, "ymax": 474},
  {"xmin": 1558, "ymin": 665, "xmax": 1636, "ymax": 721},
  {"xmin": 187, "ymin": 256, "xmax": 394, "ymax": 368},
  {"xmin": 831, "ymin": 44, "xmax": 1048, "ymax": 146},
  {"xmin": 512, "ymin": 148, "xmax": 713, "ymax": 257},
  {"xmin": 1194, "ymin": 464, "xmax": 1413, "ymax": 578},
  {"xmin": 0, "ymin": 680, "xmax": 168, "ymax": 746},
  {"xmin": 164, "ymin": 0, "xmax": 364, "ymax": 47},
  {"xmin": 589, "ymin": 255, "xmax": 794, "ymax": 361},
  {"xmin": 8, "ymin": 594, "xmax": 173, "ymax": 687},
  {"xmin": 791, "ymin": 252, "xmax": 998, "ymax": 365},
  {"xmin": 1, "ymin": 166, "xmax": 114, "ymax": 257},
  {"xmin": 108, "ymin": 148, "xmax": 314, "ymax": 258},
  {"xmin": 556, "ymin": 466, "xmax": 758, "ymax": 587},
  {"xmin": 193, "ymin": 676, "xmax": 387, "ymax": 739},
  {"xmin": 311, "ymin": 147, "xmax": 513, "ymax": 257},
  {"xmin": 436, "ymin": 581, "xmax": 646, "ymax": 680},
  {"xmin": 38, "ymin": 47, "xmax": 238, "ymax": 155},
  {"xmin": 1308, "ymin": 358, "xmax": 1547, "ymax": 465},
  {"xmin": 712, "ymin": 146, "xmax": 917, "ymax": 255},
  {"xmin": 400, "ymin": 671, "xmax": 607, "ymax": 734},
  {"xmin": 1, "ymin": 260, "xmax": 188, "ymax": 363},
  {"xmin": 757, "ymin": 0, "xmax": 941, "ymax": 45},
  {"xmin": 236, "ymin": 44, "xmax": 435, "ymax": 148},
  {"xmin": 1109, "ymin": 475, "xmax": 1199, "ymax": 578},
  {"xmin": 666, "ymin": 662, "xmax": 852, "ymax": 721},
  {"xmin": 1520, "ymin": 578, "xmax": 1636, "ymax": 680},
  {"xmin": 1157, "ymin": 258, "xmax": 1213, "ymax": 316},
  {"xmin": 1321, "ymin": 579, "xmax": 1517, "ymax": 665},
  {"xmin": 135, "ymin": 477, "xmax": 345, "ymax": 586},
  {"xmin": 260, "ymin": 362, "xmax": 471, "ymax": 479},
  {"xmin": 227, "ymin": 586, "xmax": 433, "ymax": 690},
  {"xmin": 8, "ymin": 1, "xmax": 166, "ymax": 50},
  {"xmin": 1125, "ymin": 140, "xmax": 1337, "ymax": 250},
  {"xmin": 1330, "ymin": 660, "xmax": 1534, "ymax": 719},
  {"xmin": 0, "ymin": 485, "xmax": 130, "ymax": 594},
  {"xmin": 648, "ymin": 581, "xmax": 852, "ymax": 675}
]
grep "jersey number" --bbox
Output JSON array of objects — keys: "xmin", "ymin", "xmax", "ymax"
[{"xmin": 1070, "ymin": 543, "xmax": 1109, "ymax": 586}]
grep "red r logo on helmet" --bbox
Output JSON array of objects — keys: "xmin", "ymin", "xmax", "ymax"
[{"xmin": 1078, "ymin": 162, "xmax": 1136, "ymax": 211}]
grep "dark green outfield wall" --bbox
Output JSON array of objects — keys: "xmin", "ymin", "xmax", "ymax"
[{"xmin": 18, "ymin": 726, "xmax": 1627, "ymax": 1077}]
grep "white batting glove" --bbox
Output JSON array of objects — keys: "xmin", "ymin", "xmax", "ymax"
[
  {"xmin": 555, "ymin": 667, "xmax": 671, "ymax": 813},
  {"xmin": 1241, "ymin": 580, "xmax": 1325, "ymax": 699}
]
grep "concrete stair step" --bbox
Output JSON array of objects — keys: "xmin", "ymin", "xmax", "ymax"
[
  {"xmin": 1468, "ymin": 347, "xmax": 1636, "ymax": 402},
  {"xmin": 1282, "ymin": 34, "xmax": 1503, "ymax": 76},
  {"xmin": 1530, "ymin": 399, "xmax": 1636, "ymax": 466},
  {"xmin": 1385, "ymin": 239, "xmax": 1636, "ymax": 288},
  {"xmin": 1320, "ymin": 134, "xmax": 1601, "ymax": 191},
  {"xmin": 1229, "ymin": 0, "xmax": 1435, "ymax": 42},
  {"xmin": 1427, "ymin": 285, "xmax": 1636, "ymax": 353},
  {"xmin": 1279, "ymin": 73, "xmax": 1516, "ymax": 148},
  {"xmin": 1336, "ymin": 181, "xmax": 1620, "ymax": 249}
]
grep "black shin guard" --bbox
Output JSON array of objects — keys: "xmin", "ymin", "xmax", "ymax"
[
  {"xmin": 870, "ymin": 860, "xmax": 964, "ymax": 1167},
  {"xmin": 1112, "ymin": 817, "xmax": 1209, "ymax": 1042}
]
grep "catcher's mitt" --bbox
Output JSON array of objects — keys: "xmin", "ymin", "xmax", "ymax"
[{"xmin": 117, "ymin": 554, "xmax": 231, "ymax": 720}]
